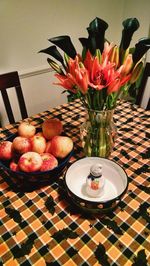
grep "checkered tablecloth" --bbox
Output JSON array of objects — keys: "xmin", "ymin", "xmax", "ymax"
[{"xmin": 0, "ymin": 100, "xmax": 149, "ymax": 266}]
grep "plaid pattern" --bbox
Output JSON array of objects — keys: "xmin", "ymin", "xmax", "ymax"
[{"xmin": 0, "ymin": 100, "xmax": 149, "ymax": 266}]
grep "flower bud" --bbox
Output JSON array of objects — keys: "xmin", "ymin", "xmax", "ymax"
[
  {"xmin": 109, "ymin": 46, "xmax": 115, "ymax": 63},
  {"xmin": 114, "ymin": 47, "xmax": 119, "ymax": 68},
  {"xmin": 122, "ymin": 48, "xmax": 129, "ymax": 63},
  {"xmin": 130, "ymin": 61, "xmax": 143, "ymax": 84},
  {"xmin": 64, "ymin": 53, "xmax": 70, "ymax": 65},
  {"xmin": 47, "ymin": 58, "xmax": 64, "ymax": 74},
  {"xmin": 95, "ymin": 49, "xmax": 102, "ymax": 63},
  {"xmin": 79, "ymin": 62, "xmax": 85, "ymax": 68},
  {"xmin": 110, "ymin": 46, "xmax": 119, "ymax": 67},
  {"xmin": 121, "ymin": 54, "xmax": 133, "ymax": 75}
]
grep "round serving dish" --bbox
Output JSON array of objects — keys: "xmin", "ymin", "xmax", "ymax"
[
  {"xmin": 0, "ymin": 129, "xmax": 73, "ymax": 191},
  {"xmin": 65, "ymin": 157, "xmax": 128, "ymax": 213}
]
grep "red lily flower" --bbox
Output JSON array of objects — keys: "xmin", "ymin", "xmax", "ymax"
[
  {"xmin": 119, "ymin": 54, "xmax": 133, "ymax": 75},
  {"xmin": 102, "ymin": 41, "xmax": 114, "ymax": 63},
  {"xmin": 55, "ymin": 48, "xmax": 132, "ymax": 98},
  {"xmin": 55, "ymin": 55, "xmax": 89, "ymax": 94},
  {"xmin": 67, "ymin": 56, "xmax": 89, "ymax": 94},
  {"xmin": 84, "ymin": 52, "xmax": 119, "ymax": 90},
  {"xmin": 107, "ymin": 79, "xmax": 120, "ymax": 94},
  {"xmin": 84, "ymin": 50, "xmax": 94, "ymax": 73},
  {"xmin": 54, "ymin": 74, "xmax": 77, "ymax": 93},
  {"xmin": 107, "ymin": 73, "xmax": 131, "ymax": 94}
]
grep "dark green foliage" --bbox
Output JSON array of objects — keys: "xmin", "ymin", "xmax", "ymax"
[
  {"xmin": 87, "ymin": 17, "xmax": 108, "ymax": 54},
  {"xmin": 49, "ymin": 35, "xmax": 77, "ymax": 59},
  {"xmin": 133, "ymin": 38, "xmax": 150, "ymax": 64},
  {"xmin": 39, "ymin": 45, "xmax": 65, "ymax": 67},
  {"xmin": 120, "ymin": 18, "xmax": 140, "ymax": 50}
]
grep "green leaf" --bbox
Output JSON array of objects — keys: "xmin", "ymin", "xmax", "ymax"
[
  {"xmin": 49, "ymin": 35, "xmax": 77, "ymax": 59},
  {"xmin": 132, "ymin": 249, "xmax": 148, "ymax": 266},
  {"xmin": 120, "ymin": 18, "xmax": 140, "ymax": 50},
  {"xmin": 133, "ymin": 38, "xmax": 150, "ymax": 64},
  {"xmin": 51, "ymin": 228, "xmax": 78, "ymax": 241},
  {"xmin": 94, "ymin": 243, "xmax": 110, "ymax": 266},
  {"xmin": 79, "ymin": 37, "xmax": 89, "ymax": 49},
  {"xmin": 128, "ymin": 83, "xmax": 139, "ymax": 103},
  {"xmin": 87, "ymin": 17, "xmax": 108, "ymax": 54},
  {"xmin": 101, "ymin": 218, "xmax": 123, "ymax": 235},
  {"xmin": 5, "ymin": 207, "xmax": 22, "ymax": 223},
  {"xmin": 45, "ymin": 196, "xmax": 56, "ymax": 215},
  {"xmin": 39, "ymin": 45, "xmax": 65, "ymax": 67}
]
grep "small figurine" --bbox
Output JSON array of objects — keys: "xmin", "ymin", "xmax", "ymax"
[{"xmin": 86, "ymin": 163, "xmax": 105, "ymax": 197}]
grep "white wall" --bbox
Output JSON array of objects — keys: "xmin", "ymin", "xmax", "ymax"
[
  {"xmin": 0, "ymin": 0, "xmax": 125, "ymax": 73},
  {"xmin": 122, "ymin": 0, "xmax": 150, "ymax": 42},
  {"xmin": 0, "ymin": 0, "xmax": 149, "ymax": 126}
]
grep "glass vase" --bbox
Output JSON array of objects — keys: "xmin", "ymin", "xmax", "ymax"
[{"xmin": 80, "ymin": 109, "xmax": 117, "ymax": 158}]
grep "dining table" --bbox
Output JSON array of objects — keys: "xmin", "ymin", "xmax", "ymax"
[{"xmin": 0, "ymin": 99, "xmax": 149, "ymax": 266}]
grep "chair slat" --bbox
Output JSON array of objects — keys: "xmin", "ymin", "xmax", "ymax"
[
  {"xmin": 1, "ymin": 89, "xmax": 15, "ymax": 124},
  {"xmin": 0, "ymin": 71, "xmax": 28, "ymax": 125}
]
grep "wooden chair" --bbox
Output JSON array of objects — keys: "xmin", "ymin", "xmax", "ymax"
[
  {"xmin": 136, "ymin": 62, "xmax": 150, "ymax": 110},
  {"xmin": 0, "ymin": 71, "xmax": 28, "ymax": 124}
]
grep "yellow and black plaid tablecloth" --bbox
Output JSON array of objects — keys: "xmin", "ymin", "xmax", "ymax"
[{"xmin": 0, "ymin": 100, "xmax": 149, "ymax": 266}]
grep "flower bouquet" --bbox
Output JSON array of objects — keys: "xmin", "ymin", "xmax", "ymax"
[{"xmin": 40, "ymin": 17, "xmax": 150, "ymax": 157}]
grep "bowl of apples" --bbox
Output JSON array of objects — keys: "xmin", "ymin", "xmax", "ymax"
[{"xmin": 0, "ymin": 118, "xmax": 74, "ymax": 191}]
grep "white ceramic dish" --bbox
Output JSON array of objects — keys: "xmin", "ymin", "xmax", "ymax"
[{"xmin": 65, "ymin": 157, "xmax": 128, "ymax": 213}]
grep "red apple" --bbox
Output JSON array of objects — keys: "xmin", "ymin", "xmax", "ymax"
[
  {"xmin": 0, "ymin": 141, "xmax": 13, "ymax": 160},
  {"xmin": 10, "ymin": 160, "xmax": 20, "ymax": 172},
  {"xmin": 18, "ymin": 152, "xmax": 43, "ymax": 172},
  {"xmin": 18, "ymin": 122, "xmax": 36, "ymax": 138},
  {"xmin": 42, "ymin": 118, "xmax": 63, "ymax": 140},
  {"xmin": 49, "ymin": 136, "xmax": 73, "ymax": 158},
  {"xmin": 45, "ymin": 140, "xmax": 51, "ymax": 153},
  {"xmin": 12, "ymin": 136, "xmax": 32, "ymax": 154},
  {"xmin": 30, "ymin": 135, "xmax": 46, "ymax": 154},
  {"xmin": 40, "ymin": 153, "xmax": 58, "ymax": 171}
]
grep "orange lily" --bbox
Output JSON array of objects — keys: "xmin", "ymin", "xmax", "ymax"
[
  {"xmin": 107, "ymin": 74, "xmax": 131, "ymax": 95},
  {"xmin": 84, "ymin": 51, "xmax": 119, "ymax": 90},
  {"xmin": 107, "ymin": 79, "xmax": 120, "ymax": 94},
  {"xmin": 130, "ymin": 61, "xmax": 143, "ymax": 84},
  {"xmin": 54, "ymin": 74, "xmax": 77, "ymax": 93},
  {"xmin": 102, "ymin": 41, "xmax": 114, "ymax": 62},
  {"xmin": 55, "ymin": 55, "xmax": 89, "ymax": 94},
  {"xmin": 119, "ymin": 54, "xmax": 133, "ymax": 75}
]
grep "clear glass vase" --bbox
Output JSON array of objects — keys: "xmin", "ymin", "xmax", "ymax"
[{"xmin": 80, "ymin": 109, "xmax": 117, "ymax": 158}]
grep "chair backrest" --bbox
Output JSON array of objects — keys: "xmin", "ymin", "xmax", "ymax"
[{"xmin": 0, "ymin": 71, "xmax": 28, "ymax": 124}]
